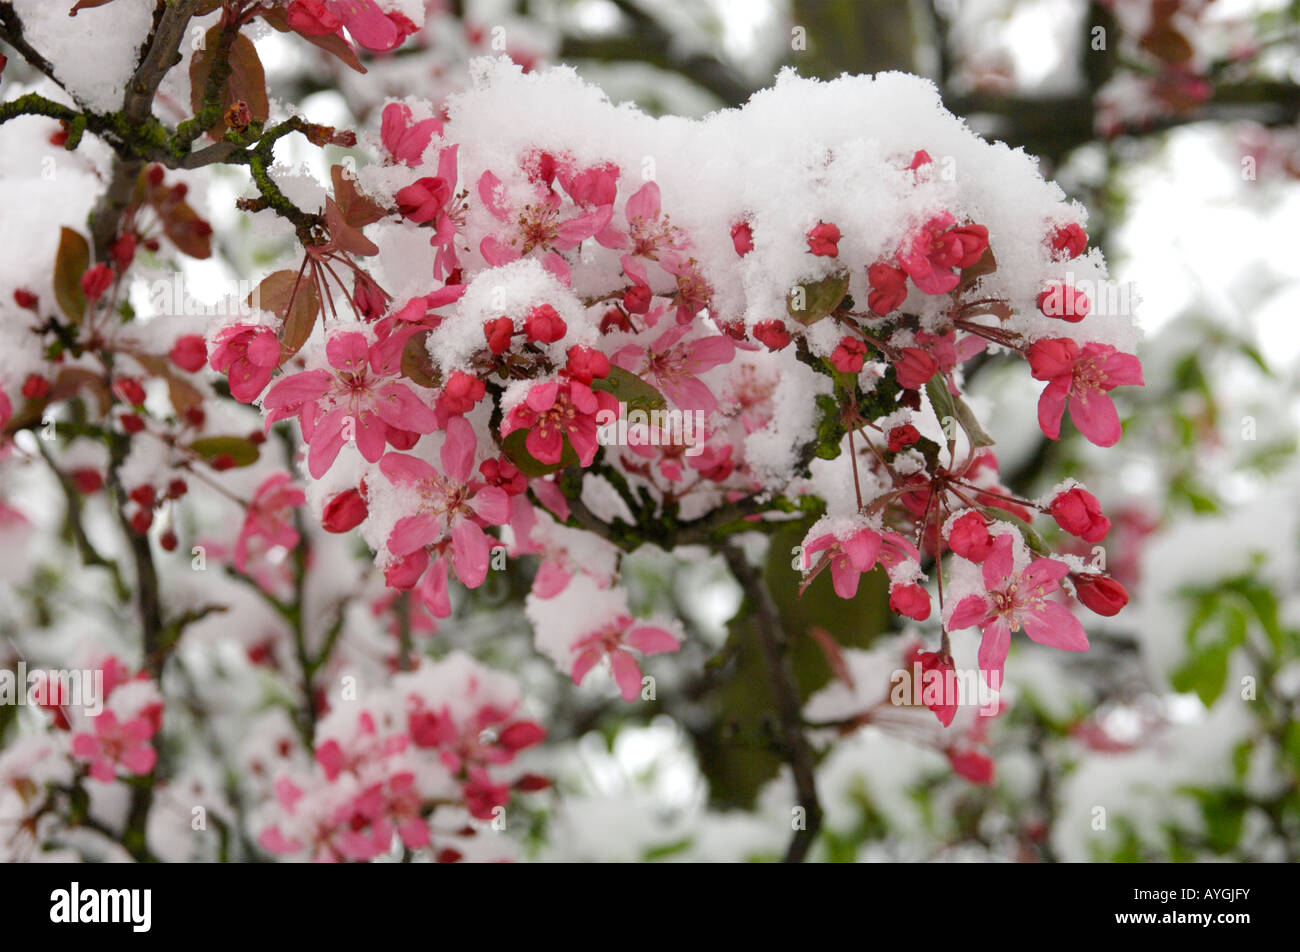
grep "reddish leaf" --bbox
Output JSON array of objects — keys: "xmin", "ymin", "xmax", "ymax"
[
  {"xmin": 1141, "ymin": 27, "xmax": 1194, "ymax": 65},
  {"xmin": 122, "ymin": 350, "xmax": 205, "ymax": 416},
  {"xmin": 400, "ymin": 331, "xmax": 441, "ymax": 388},
  {"xmin": 53, "ymin": 227, "xmax": 89, "ymax": 323},
  {"xmin": 324, "ymin": 197, "xmax": 379, "ymax": 257},
  {"xmin": 331, "ymin": 165, "xmax": 388, "ymax": 228},
  {"xmin": 189, "ymin": 27, "xmax": 269, "ymax": 137},
  {"xmin": 155, "ymin": 198, "xmax": 212, "ymax": 260},
  {"xmin": 249, "ymin": 269, "xmax": 321, "ymax": 360},
  {"xmin": 957, "ymin": 246, "xmax": 997, "ymax": 293}
]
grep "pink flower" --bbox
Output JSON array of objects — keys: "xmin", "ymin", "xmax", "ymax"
[
  {"xmin": 523, "ymin": 303, "xmax": 566, "ymax": 344},
  {"xmin": 477, "ymin": 169, "xmax": 611, "ymax": 275},
  {"xmin": 209, "ymin": 323, "xmax": 281, "ymax": 403},
  {"xmin": 867, "ymin": 262, "xmax": 907, "ymax": 315},
  {"xmin": 753, "ymin": 321, "xmax": 792, "ymax": 352},
  {"xmin": 80, "ymin": 264, "xmax": 113, "ymax": 301},
  {"xmin": 615, "ymin": 181, "xmax": 687, "ymax": 270},
  {"xmin": 730, "ymin": 220, "xmax": 754, "ymax": 256},
  {"xmin": 1037, "ymin": 283, "xmax": 1090, "ymax": 322},
  {"xmin": 946, "ymin": 748, "xmax": 995, "ymax": 785},
  {"xmin": 1050, "ymin": 487, "xmax": 1110, "ymax": 542},
  {"xmin": 322, "ymin": 487, "xmax": 368, "ymax": 533},
  {"xmin": 613, "ymin": 324, "xmax": 735, "ymax": 413},
  {"xmin": 71, "ymin": 711, "xmax": 157, "ymax": 782},
  {"xmin": 381, "ymin": 102, "xmax": 441, "ymax": 167},
  {"xmin": 381, "ymin": 416, "xmax": 510, "ymax": 589},
  {"xmin": 263, "ymin": 330, "xmax": 438, "ymax": 478},
  {"xmin": 897, "ymin": 213, "xmax": 988, "ymax": 294},
  {"xmin": 286, "ymin": 0, "xmax": 418, "ymax": 53},
  {"xmin": 502, "ymin": 379, "xmax": 618, "ymax": 467},
  {"xmin": 169, "ymin": 335, "xmax": 207, "ymax": 372},
  {"xmin": 1028, "ymin": 338, "xmax": 1144, "ymax": 447},
  {"xmin": 947, "ymin": 534, "xmax": 1088, "ymax": 685},
  {"xmin": 830, "ymin": 336, "xmax": 867, "ymax": 373},
  {"xmin": 1048, "ymin": 222, "xmax": 1088, "ymax": 260},
  {"xmin": 947, "ymin": 511, "xmax": 994, "ymax": 562},
  {"xmin": 894, "ymin": 347, "xmax": 939, "ymax": 390},
  {"xmin": 890, "ymin": 583, "xmax": 931, "ymax": 621},
  {"xmin": 806, "ymin": 221, "xmax": 842, "ymax": 257},
  {"xmin": 1074, "ymin": 573, "xmax": 1129, "ymax": 617},
  {"xmin": 236, "ymin": 473, "xmax": 306, "ymax": 572},
  {"xmin": 904, "ymin": 645, "xmax": 956, "ymax": 726},
  {"xmin": 803, "ymin": 527, "xmax": 882, "ymax": 599},
  {"xmin": 570, "ymin": 615, "xmax": 680, "ymax": 701}
]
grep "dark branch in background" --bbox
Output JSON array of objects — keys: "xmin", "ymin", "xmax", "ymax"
[
  {"xmin": 35, "ymin": 439, "xmax": 130, "ymax": 603},
  {"xmin": 558, "ymin": 0, "xmax": 753, "ymax": 106},
  {"xmin": 723, "ymin": 543, "xmax": 822, "ymax": 864},
  {"xmin": 0, "ymin": 1, "xmax": 72, "ymax": 93}
]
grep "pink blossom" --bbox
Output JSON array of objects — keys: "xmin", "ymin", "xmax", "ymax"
[
  {"xmin": 805, "ymin": 221, "xmax": 841, "ymax": 257},
  {"xmin": 381, "ymin": 102, "xmax": 441, "ymax": 166},
  {"xmin": 613, "ymin": 324, "xmax": 735, "ymax": 413},
  {"xmin": 947, "ymin": 535, "xmax": 1088, "ymax": 685},
  {"xmin": 71, "ymin": 711, "xmax": 157, "ymax": 782},
  {"xmin": 476, "ymin": 169, "xmax": 612, "ymax": 274},
  {"xmin": 209, "ymin": 324, "xmax": 281, "ymax": 403},
  {"xmin": 236, "ymin": 473, "xmax": 306, "ymax": 573},
  {"xmin": 263, "ymin": 330, "xmax": 438, "ymax": 478},
  {"xmin": 502, "ymin": 379, "xmax": 618, "ymax": 467},
  {"xmin": 381, "ymin": 416, "xmax": 510, "ymax": 589},
  {"xmin": 570, "ymin": 615, "xmax": 680, "ymax": 701},
  {"xmin": 897, "ymin": 213, "xmax": 988, "ymax": 294},
  {"xmin": 1028, "ymin": 338, "xmax": 1144, "ymax": 447},
  {"xmin": 803, "ymin": 527, "xmax": 882, "ymax": 599},
  {"xmin": 286, "ymin": 0, "xmax": 418, "ymax": 53},
  {"xmin": 614, "ymin": 181, "xmax": 687, "ymax": 270}
]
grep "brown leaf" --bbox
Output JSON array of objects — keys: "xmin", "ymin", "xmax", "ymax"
[
  {"xmin": 249, "ymin": 269, "xmax": 321, "ymax": 361},
  {"xmin": 53, "ymin": 227, "xmax": 89, "ymax": 324},
  {"xmin": 1141, "ymin": 26, "xmax": 1194, "ymax": 66},
  {"xmin": 151, "ymin": 195, "xmax": 212, "ymax": 260},
  {"xmin": 324, "ymin": 197, "xmax": 380, "ymax": 257},
  {"xmin": 957, "ymin": 246, "xmax": 997, "ymax": 294},
  {"xmin": 400, "ymin": 331, "xmax": 441, "ymax": 388},
  {"xmin": 189, "ymin": 27, "xmax": 269, "ymax": 137},
  {"xmin": 125, "ymin": 351, "xmax": 205, "ymax": 417},
  {"xmin": 331, "ymin": 165, "xmax": 388, "ymax": 228}
]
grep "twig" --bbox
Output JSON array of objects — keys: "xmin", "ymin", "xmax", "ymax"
[{"xmin": 722, "ymin": 543, "xmax": 822, "ymax": 863}]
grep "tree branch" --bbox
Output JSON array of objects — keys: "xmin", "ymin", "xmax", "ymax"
[{"xmin": 722, "ymin": 542, "xmax": 822, "ymax": 863}]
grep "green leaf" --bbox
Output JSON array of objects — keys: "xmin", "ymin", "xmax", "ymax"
[
  {"xmin": 1171, "ymin": 639, "xmax": 1231, "ymax": 707},
  {"xmin": 52, "ymin": 227, "xmax": 89, "ymax": 323},
  {"xmin": 190, "ymin": 435, "xmax": 261, "ymax": 468},
  {"xmin": 982, "ymin": 508, "xmax": 1049, "ymax": 556},
  {"xmin": 926, "ymin": 374, "xmax": 994, "ymax": 455},
  {"xmin": 786, "ymin": 270, "xmax": 849, "ymax": 325},
  {"xmin": 589, "ymin": 366, "xmax": 666, "ymax": 414},
  {"xmin": 503, "ymin": 428, "xmax": 577, "ymax": 477}
]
